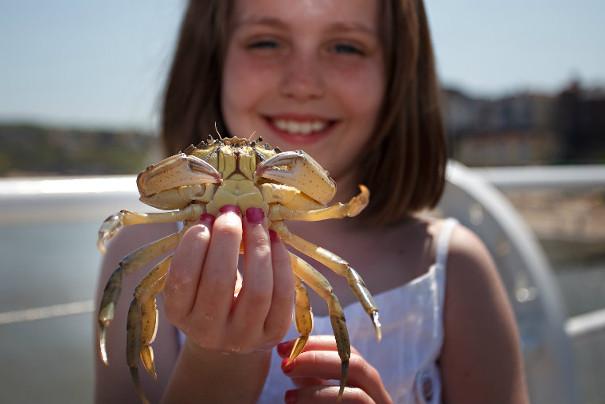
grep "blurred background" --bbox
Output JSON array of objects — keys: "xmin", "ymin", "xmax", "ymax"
[{"xmin": 0, "ymin": 1, "xmax": 603, "ymax": 403}]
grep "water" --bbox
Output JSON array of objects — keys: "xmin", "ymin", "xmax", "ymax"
[
  {"xmin": 0, "ymin": 221, "xmax": 100, "ymax": 312},
  {"xmin": 0, "ymin": 220, "xmax": 100, "ymax": 404}
]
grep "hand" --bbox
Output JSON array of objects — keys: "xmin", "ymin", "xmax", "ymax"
[
  {"xmin": 277, "ymin": 336, "xmax": 393, "ymax": 404},
  {"xmin": 163, "ymin": 205, "xmax": 294, "ymax": 354}
]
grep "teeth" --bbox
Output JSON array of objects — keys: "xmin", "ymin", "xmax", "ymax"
[
  {"xmin": 311, "ymin": 121, "xmax": 324, "ymax": 131},
  {"xmin": 273, "ymin": 119, "xmax": 327, "ymax": 135}
]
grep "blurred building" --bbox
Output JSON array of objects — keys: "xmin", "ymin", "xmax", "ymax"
[
  {"xmin": 556, "ymin": 81, "xmax": 605, "ymax": 164},
  {"xmin": 442, "ymin": 82, "xmax": 605, "ymax": 166}
]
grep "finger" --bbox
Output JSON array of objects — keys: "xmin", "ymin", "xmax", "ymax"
[
  {"xmin": 282, "ymin": 351, "xmax": 386, "ymax": 402},
  {"xmin": 164, "ymin": 221, "xmax": 211, "ymax": 323},
  {"xmin": 192, "ymin": 206, "xmax": 241, "ymax": 324},
  {"xmin": 277, "ymin": 335, "xmax": 361, "ymax": 358},
  {"xmin": 263, "ymin": 230, "xmax": 295, "ymax": 340},
  {"xmin": 291, "ymin": 376, "xmax": 326, "ymax": 388},
  {"xmin": 286, "ymin": 385, "xmax": 374, "ymax": 404},
  {"xmin": 231, "ymin": 207, "xmax": 273, "ymax": 327}
]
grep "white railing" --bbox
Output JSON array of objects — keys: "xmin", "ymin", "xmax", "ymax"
[
  {"xmin": 475, "ymin": 165, "xmax": 605, "ymax": 342},
  {"xmin": 476, "ymin": 165, "xmax": 605, "ymax": 190}
]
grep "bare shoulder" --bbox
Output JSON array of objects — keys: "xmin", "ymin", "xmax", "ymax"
[
  {"xmin": 443, "ymin": 223, "xmax": 516, "ymax": 331},
  {"xmin": 445, "ymin": 223, "xmax": 501, "ymax": 294},
  {"xmin": 439, "ymin": 222, "xmax": 529, "ymax": 403}
]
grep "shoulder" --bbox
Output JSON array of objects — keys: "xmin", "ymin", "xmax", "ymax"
[
  {"xmin": 438, "ymin": 222, "xmax": 529, "ymax": 403},
  {"xmin": 441, "ymin": 222, "xmax": 519, "ymax": 333},
  {"xmin": 445, "ymin": 222, "xmax": 500, "ymax": 294},
  {"xmin": 441, "ymin": 221, "xmax": 512, "ymax": 334}
]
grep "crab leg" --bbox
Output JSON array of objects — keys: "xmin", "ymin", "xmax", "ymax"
[
  {"xmin": 289, "ymin": 252, "xmax": 350, "ymax": 398},
  {"xmin": 290, "ymin": 276, "xmax": 314, "ymax": 361},
  {"xmin": 97, "ymin": 204, "xmax": 202, "ymax": 253},
  {"xmin": 273, "ymin": 222, "xmax": 382, "ymax": 341},
  {"xmin": 269, "ymin": 185, "xmax": 369, "ymax": 222},
  {"xmin": 127, "ymin": 299, "xmax": 147, "ymax": 404},
  {"xmin": 127, "ymin": 255, "xmax": 172, "ymax": 404},
  {"xmin": 98, "ymin": 231, "xmax": 182, "ymax": 365},
  {"xmin": 135, "ymin": 255, "xmax": 171, "ymax": 378}
]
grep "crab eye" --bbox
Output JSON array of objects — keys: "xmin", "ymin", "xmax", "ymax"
[{"xmin": 255, "ymin": 150, "xmax": 264, "ymax": 165}]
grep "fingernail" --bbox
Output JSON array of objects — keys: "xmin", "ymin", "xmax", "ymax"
[
  {"xmin": 281, "ymin": 358, "xmax": 294, "ymax": 373},
  {"xmin": 277, "ymin": 340, "xmax": 293, "ymax": 357},
  {"xmin": 285, "ymin": 389, "xmax": 297, "ymax": 404},
  {"xmin": 245, "ymin": 207, "xmax": 265, "ymax": 224},
  {"xmin": 269, "ymin": 229, "xmax": 279, "ymax": 242},
  {"xmin": 199, "ymin": 213, "xmax": 215, "ymax": 227},
  {"xmin": 219, "ymin": 205, "xmax": 241, "ymax": 216}
]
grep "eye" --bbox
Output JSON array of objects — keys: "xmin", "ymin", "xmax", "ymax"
[
  {"xmin": 247, "ymin": 39, "xmax": 280, "ymax": 50},
  {"xmin": 331, "ymin": 43, "xmax": 365, "ymax": 56}
]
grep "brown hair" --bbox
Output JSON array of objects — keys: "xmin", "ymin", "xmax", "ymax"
[{"xmin": 161, "ymin": 0, "xmax": 446, "ymax": 225}]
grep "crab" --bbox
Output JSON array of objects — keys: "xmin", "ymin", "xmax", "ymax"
[{"xmin": 97, "ymin": 136, "xmax": 381, "ymax": 403}]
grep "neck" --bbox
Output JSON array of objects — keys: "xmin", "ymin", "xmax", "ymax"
[
  {"xmin": 288, "ymin": 168, "xmax": 364, "ymax": 238},
  {"xmin": 333, "ymin": 168, "xmax": 361, "ymax": 204}
]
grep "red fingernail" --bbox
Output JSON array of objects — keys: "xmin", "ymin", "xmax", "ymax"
[
  {"xmin": 199, "ymin": 213, "xmax": 215, "ymax": 227},
  {"xmin": 285, "ymin": 389, "xmax": 297, "ymax": 404},
  {"xmin": 245, "ymin": 207, "xmax": 265, "ymax": 224},
  {"xmin": 281, "ymin": 358, "xmax": 294, "ymax": 373},
  {"xmin": 219, "ymin": 205, "xmax": 241, "ymax": 215},
  {"xmin": 277, "ymin": 340, "xmax": 294, "ymax": 357},
  {"xmin": 269, "ymin": 229, "xmax": 279, "ymax": 242}
]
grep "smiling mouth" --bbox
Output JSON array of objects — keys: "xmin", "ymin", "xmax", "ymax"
[{"xmin": 264, "ymin": 116, "xmax": 337, "ymax": 136}]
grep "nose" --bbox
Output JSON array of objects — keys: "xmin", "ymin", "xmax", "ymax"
[{"xmin": 279, "ymin": 51, "xmax": 325, "ymax": 101}]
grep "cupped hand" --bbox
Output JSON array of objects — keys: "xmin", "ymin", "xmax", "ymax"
[
  {"xmin": 163, "ymin": 205, "xmax": 294, "ymax": 354},
  {"xmin": 277, "ymin": 336, "xmax": 392, "ymax": 404}
]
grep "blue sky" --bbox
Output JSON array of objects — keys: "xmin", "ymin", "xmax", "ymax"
[{"xmin": 0, "ymin": 0, "xmax": 603, "ymax": 130}]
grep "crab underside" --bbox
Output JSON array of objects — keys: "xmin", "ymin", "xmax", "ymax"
[{"xmin": 96, "ymin": 136, "xmax": 381, "ymax": 403}]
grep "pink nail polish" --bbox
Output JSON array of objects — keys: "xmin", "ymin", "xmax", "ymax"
[
  {"xmin": 277, "ymin": 340, "xmax": 294, "ymax": 357},
  {"xmin": 269, "ymin": 229, "xmax": 279, "ymax": 242},
  {"xmin": 199, "ymin": 213, "xmax": 215, "ymax": 227},
  {"xmin": 219, "ymin": 205, "xmax": 241, "ymax": 215},
  {"xmin": 281, "ymin": 358, "xmax": 294, "ymax": 373},
  {"xmin": 245, "ymin": 207, "xmax": 265, "ymax": 224},
  {"xmin": 284, "ymin": 389, "xmax": 297, "ymax": 404}
]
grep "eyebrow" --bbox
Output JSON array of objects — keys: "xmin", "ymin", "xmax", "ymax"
[
  {"xmin": 326, "ymin": 21, "xmax": 377, "ymax": 36},
  {"xmin": 234, "ymin": 16, "xmax": 288, "ymax": 30},
  {"xmin": 235, "ymin": 16, "xmax": 376, "ymax": 36}
]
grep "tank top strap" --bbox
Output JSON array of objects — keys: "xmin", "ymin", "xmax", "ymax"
[
  {"xmin": 434, "ymin": 218, "xmax": 458, "ymax": 309},
  {"xmin": 435, "ymin": 218, "xmax": 458, "ymax": 269}
]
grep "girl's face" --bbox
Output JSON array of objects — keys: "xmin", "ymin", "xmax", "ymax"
[{"xmin": 222, "ymin": 0, "xmax": 385, "ymax": 181}]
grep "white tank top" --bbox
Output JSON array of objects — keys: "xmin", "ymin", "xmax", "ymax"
[{"xmin": 178, "ymin": 218, "xmax": 458, "ymax": 404}]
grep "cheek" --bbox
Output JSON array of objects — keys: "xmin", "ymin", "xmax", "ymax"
[
  {"xmin": 224, "ymin": 49, "xmax": 282, "ymax": 95},
  {"xmin": 332, "ymin": 76, "xmax": 384, "ymax": 175},
  {"xmin": 325, "ymin": 62, "xmax": 384, "ymax": 130}
]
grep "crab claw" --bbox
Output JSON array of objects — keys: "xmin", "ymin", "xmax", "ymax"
[
  {"xmin": 255, "ymin": 150, "xmax": 336, "ymax": 205},
  {"xmin": 137, "ymin": 153, "xmax": 222, "ymax": 204}
]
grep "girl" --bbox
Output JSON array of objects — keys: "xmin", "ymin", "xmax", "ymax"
[{"xmin": 95, "ymin": 0, "xmax": 529, "ymax": 403}]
